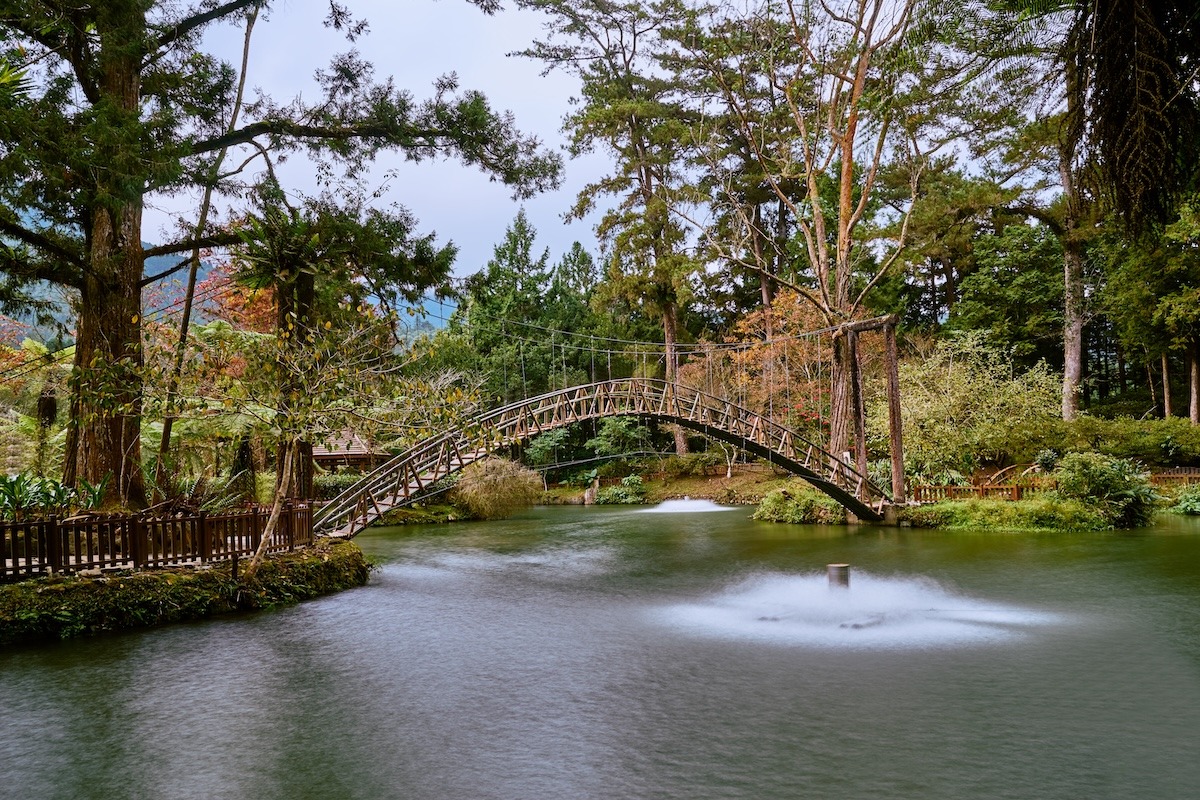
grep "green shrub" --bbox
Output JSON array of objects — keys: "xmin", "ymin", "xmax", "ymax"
[
  {"xmin": 1033, "ymin": 449, "xmax": 1061, "ymax": 472},
  {"xmin": 313, "ymin": 471, "xmax": 366, "ymax": 500},
  {"xmin": 897, "ymin": 504, "xmax": 955, "ymax": 528},
  {"xmin": 868, "ymin": 333, "xmax": 1063, "ymax": 476},
  {"xmin": 661, "ymin": 452, "xmax": 723, "ymax": 478},
  {"xmin": 595, "ymin": 474, "xmax": 646, "ymax": 505},
  {"xmin": 452, "ymin": 458, "xmax": 543, "ymax": 519},
  {"xmin": 753, "ymin": 485, "xmax": 847, "ymax": 525},
  {"xmin": 1053, "ymin": 452, "xmax": 1159, "ymax": 528},
  {"xmin": 561, "ymin": 468, "xmax": 598, "ymax": 488},
  {"xmin": 1170, "ymin": 484, "xmax": 1200, "ymax": 515}
]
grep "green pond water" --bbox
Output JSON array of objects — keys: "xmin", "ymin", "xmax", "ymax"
[{"xmin": 4, "ymin": 501, "xmax": 1200, "ymax": 799}]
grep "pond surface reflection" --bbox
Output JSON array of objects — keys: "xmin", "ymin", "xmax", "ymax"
[{"xmin": 4, "ymin": 505, "xmax": 1200, "ymax": 799}]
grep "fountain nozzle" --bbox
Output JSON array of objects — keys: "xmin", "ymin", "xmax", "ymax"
[{"xmin": 827, "ymin": 563, "xmax": 850, "ymax": 589}]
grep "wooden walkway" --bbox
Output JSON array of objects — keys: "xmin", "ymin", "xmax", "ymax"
[{"xmin": 313, "ymin": 378, "xmax": 891, "ymax": 538}]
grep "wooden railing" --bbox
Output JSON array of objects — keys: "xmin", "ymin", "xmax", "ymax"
[
  {"xmin": 1, "ymin": 503, "xmax": 312, "ymax": 582},
  {"xmin": 1150, "ymin": 469, "xmax": 1200, "ymax": 486},
  {"xmin": 910, "ymin": 484, "xmax": 1056, "ymax": 503},
  {"xmin": 913, "ymin": 469, "xmax": 1200, "ymax": 504}
]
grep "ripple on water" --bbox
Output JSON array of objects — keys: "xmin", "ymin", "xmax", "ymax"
[{"xmin": 653, "ymin": 571, "xmax": 1069, "ymax": 650}]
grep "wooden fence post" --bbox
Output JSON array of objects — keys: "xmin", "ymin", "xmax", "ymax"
[
  {"xmin": 130, "ymin": 515, "xmax": 144, "ymax": 569},
  {"xmin": 45, "ymin": 516, "xmax": 61, "ymax": 575},
  {"xmin": 199, "ymin": 511, "xmax": 211, "ymax": 563},
  {"xmin": 252, "ymin": 506, "xmax": 263, "ymax": 554},
  {"xmin": 286, "ymin": 502, "xmax": 295, "ymax": 551}
]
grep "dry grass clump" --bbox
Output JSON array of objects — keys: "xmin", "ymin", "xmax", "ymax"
[{"xmin": 453, "ymin": 458, "xmax": 543, "ymax": 520}]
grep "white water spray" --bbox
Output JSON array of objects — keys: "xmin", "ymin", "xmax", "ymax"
[
  {"xmin": 655, "ymin": 570, "xmax": 1065, "ymax": 649},
  {"xmin": 640, "ymin": 498, "xmax": 733, "ymax": 514}
]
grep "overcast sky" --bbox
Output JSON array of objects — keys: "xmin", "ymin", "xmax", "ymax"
[{"xmin": 143, "ymin": 0, "xmax": 604, "ymax": 282}]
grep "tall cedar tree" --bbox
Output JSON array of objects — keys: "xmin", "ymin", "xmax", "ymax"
[
  {"xmin": 0, "ymin": 1, "xmax": 560, "ymax": 505},
  {"xmin": 517, "ymin": 0, "xmax": 698, "ymax": 454}
]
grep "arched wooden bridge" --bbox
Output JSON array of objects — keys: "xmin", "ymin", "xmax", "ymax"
[{"xmin": 313, "ymin": 378, "xmax": 890, "ymax": 538}]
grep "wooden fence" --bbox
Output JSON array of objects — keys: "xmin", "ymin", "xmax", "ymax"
[
  {"xmin": 912, "ymin": 470, "xmax": 1200, "ymax": 505},
  {"xmin": 1, "ymin": 503, "xmax": 312, "ymax": 582},
  {"xmin": 1149, "ymin": 468, "xmax": 1200, "ymax": 487},
  {"xmin": 910, "ymin": 484, "xmax": 1055, "ymax": 503}
]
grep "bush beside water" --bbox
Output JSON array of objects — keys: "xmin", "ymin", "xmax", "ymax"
[
  {"xmin": 753, "ymin": 454, "xmax": 1158, "ymax": 532},
  {"xmin": 753, "ymin": 486, "xmax": 847, "ymax": 525},
  {"xmin": 1171, "ymin": 485, "xmax": 1200, "ymax": 515},
  {"xmin": 896, "ymin": 497, "xmax": 1109, "ymax": 531},
  {"xmin": 0, "ymin": 540, "xmax": 373, "ymax": 646},
  {"xmin": 595, "ymin": 475, "xmax": 647, "ymax": 505},
  {"xmin": 1051, "ymin": 452, "xmax": 1158, "ymax": 528}
]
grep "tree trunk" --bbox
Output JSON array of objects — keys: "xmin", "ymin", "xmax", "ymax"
[
  {"xmin": 1061, "ymin": 239, "xmax": 1085, "ymax": 420},
  {"xmin": 1190, "ymin": 341, "xmax": 1199, "ymax": 425},
  {"xmin": 663, "ymin": 303, "xmax": 689, "ymax": 455},
  {"xmin": 68, "ymin": 6, "xmax": 149, "ymax": 506},
  {"xmin": 72, "ymin": 217, "xmax": 147, "ymax": 507},
  {"xmin": 847, "ymin": 330, "xmax": 868, "ymax": 480},
  {"xmin": 1059, "ymin": 45, "xmax": 1086, "ymax": 422},
  {"xmin": 1163, "ymin": 352, "xmax": 1173, "ymax": 417},
  {"xmin": 829, "ymin": 332, "xmax": 852, "ymax": 465},
  {"xmin": 246, "ymin": 438, "xmax": 298, "ymax": 577},
  {"xmin": 1146, "ymin": 357, "xmax": 1157, "ymax": 415}
]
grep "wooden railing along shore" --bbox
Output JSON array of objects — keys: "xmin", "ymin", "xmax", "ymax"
[
  {"xmin": 911, "ymin": 469, "xmax": 1200, "ymax": 504},
  {"xmin": 1, "ymin": 503, "xmax": 312, "ymax": 582}
]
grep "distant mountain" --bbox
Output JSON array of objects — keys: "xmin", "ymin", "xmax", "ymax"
[{"xmin": 4, "ymin": 246, "xmax": 214, "ymax": 343}]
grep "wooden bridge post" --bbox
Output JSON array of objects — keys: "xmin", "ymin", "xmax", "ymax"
[
  {"xmin": 884, "ymin": 318, "xmax": 907, "ymax": 503},
  {"xmin": 847, "ymin": 329, "xmax": 868, "ymax": 488}
]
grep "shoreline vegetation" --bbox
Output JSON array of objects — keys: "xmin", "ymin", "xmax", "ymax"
[
  {"xmin": 0, "ymin": 540, "xmax": 372, "ymax": 647},
  {"xmin": 380, "ymin": 456, "xmax": 1199, "ymax": 534}
]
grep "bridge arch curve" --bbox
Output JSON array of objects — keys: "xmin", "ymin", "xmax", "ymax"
[{"xmin": 313, "ymin": 378, "xmax": 888, "ymax": 538}]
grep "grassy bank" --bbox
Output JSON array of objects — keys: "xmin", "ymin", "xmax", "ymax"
[{"xmin": 0, "ymin": 539, "xmax": 373, "ymax": 646}]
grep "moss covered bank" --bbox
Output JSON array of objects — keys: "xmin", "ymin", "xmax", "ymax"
[{"xmin": 0, "ymin": 539, "xmax": 373, "ymax": 647}]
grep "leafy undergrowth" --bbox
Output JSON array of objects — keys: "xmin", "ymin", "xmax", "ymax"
[
  {"xmin": 896, "ymin": 497, "xmax": 1111, "ymax": 531},
  {"xmin": 0, "ymin": 540, "xmax": 373, "ymax": 646}
]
